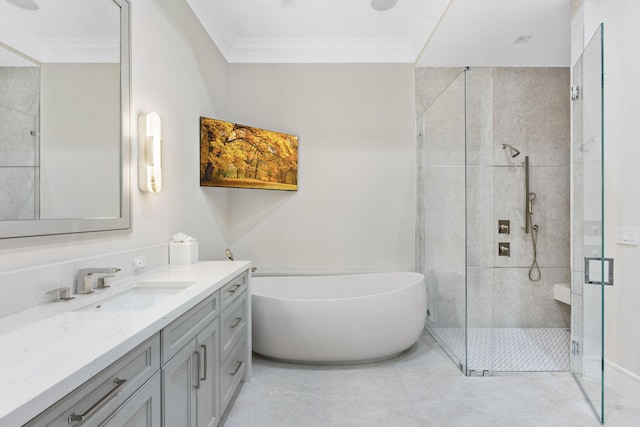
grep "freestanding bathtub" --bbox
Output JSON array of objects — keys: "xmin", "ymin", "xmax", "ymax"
[{"xmin": 251, "ymin": 272, "xmax": 427, "ymax": 364}]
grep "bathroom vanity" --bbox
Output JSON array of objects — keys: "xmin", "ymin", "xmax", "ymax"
[{"xmin": 0, "ymin": 261, "xmax": 251, "ymax": 427}]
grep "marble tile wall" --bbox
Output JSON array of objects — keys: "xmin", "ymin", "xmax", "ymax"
[
  {"xmin": 418, "ymin": 67, "xmax": 571, "ymax": 330},
  {"xmin": 0, "ymin": 67, "xmax": 40, "ymax": 220},
  {"xmin": 415, "ymin": 67, "xmax": 465, "ymax": 119}
]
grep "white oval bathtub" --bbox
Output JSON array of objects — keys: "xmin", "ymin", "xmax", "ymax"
[{"xmin": 251, "ymin": 272, "xmax": 427, "ymax": 364}]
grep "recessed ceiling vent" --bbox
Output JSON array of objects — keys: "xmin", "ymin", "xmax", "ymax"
[
  {"xmin": 513, "ymin": 35, "xmax": 533, "ymax": 44},
  {"xmin": 371, "ymin": 0, "xmax": 398, "ymax": 11},
  {"xmin": 281, "ymin": 0, "xmax": 296, "ymax": 7}
]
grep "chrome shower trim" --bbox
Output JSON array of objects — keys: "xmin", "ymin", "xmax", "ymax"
[{"xmin": 500, "ymin": 143, "xmax": 521, "ymax": 158}]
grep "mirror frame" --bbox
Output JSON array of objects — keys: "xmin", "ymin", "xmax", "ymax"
[{"xmin": 0, "ymin": 0, "xmax": 131, "ymax": 239}]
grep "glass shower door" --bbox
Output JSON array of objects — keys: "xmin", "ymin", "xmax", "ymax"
[
  {"xmin": 571, "ymin": 24, "xmax": 604, "ymax": 423},
  {"xmin": 464, "ymin": 67, "xmax": 494, "ymax": 375},
  {"xmin": 419, "ymin": 71, "xmax": 468, "ymax": 372}
]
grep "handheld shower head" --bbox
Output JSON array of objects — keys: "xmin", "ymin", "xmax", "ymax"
[{"xmin": 500, "ymin": 143, "xmax": 521, "ymax": 158}]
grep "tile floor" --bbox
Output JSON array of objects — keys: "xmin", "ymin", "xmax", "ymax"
[
  {"xmin": 433, "ymin": 327, "xmax": 570, "ymax": 372},
  {"xmin": 223, "ymin": 331, "xmax": 640, "ymax": 427}
]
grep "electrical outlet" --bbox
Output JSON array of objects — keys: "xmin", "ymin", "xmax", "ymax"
[{"xmin": 133, "ymin": 255, "xmax": 147, "ymax": 270}]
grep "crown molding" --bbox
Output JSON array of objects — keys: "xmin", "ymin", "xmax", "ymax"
[
  {"xmin": 227, "ymin": 37, "xmax": 414, "ymax": 63},
  {"xmin": 40, "ymin": 37, "xmax": 119, "ymax": 63},
  {"xmin": 185, "ymin": 0, "xmax": 452, "ymax": 64},
  {"xmin": 187, "ymin": 0, "xmax": 417, "ymax": 63},
  {"xmin": 0, "ymin": 30, "xmax": 117, "ymax": 63}
]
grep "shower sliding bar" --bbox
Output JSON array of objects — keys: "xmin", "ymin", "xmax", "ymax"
[{"xmin": 524, "ymin": 156, "xmax": 530, "ymax": 234}]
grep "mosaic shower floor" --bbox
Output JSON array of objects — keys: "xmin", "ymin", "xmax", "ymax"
[{"xmin": 431, "ymin": 327, "xmax": 571, "ymax": 372}]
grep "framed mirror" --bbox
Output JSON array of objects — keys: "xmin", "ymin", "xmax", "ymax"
[{"xmin": 0, "ymin": 0, "xmax": 130, "ymax": 239}]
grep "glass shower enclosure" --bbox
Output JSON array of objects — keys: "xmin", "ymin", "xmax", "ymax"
[
  {"xmin": 571, "ymin": 24, "xmax": 605, "ymax": 423},
  {"xmin": 417, "ymin": 66, "xmax": 573, "ymax": 376}
]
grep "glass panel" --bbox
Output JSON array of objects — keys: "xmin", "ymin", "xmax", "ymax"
[
  {"xmin": 571, "ymin": 23, "xmax": 604, "ymax": 423},
  {"xmin": 420, "ymin": 71, "xmax": 467, "ymax": 371},
  {"xmin": 464, "ymin": 67, "xmax": 494, "ymax": 375}
]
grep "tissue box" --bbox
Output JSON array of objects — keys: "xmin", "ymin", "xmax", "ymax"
[{"xmin": 170, "ymin": 241, "xmax": 199, "ymax": 265}]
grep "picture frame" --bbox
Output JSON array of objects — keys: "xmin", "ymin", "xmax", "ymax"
[{"xmin": 200, "ymin": 117, "xmax": 298, "ymax": 191}]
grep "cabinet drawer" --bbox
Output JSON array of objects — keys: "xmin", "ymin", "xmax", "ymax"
[
  {"xmin": 162, "ymin": 292, "xmax": 218, "ymax": 365},
  {"xmin": 220, "ymin": 272, "xmax": 248, "ymax": 310},
  {"xmin": 25, "ymin": 333, "xmax": 160, "ymax": 427},
  {"xmin": 220, "ymin": 333, "xmax": 247, "ymax": 414},
  {"xmin": 101, "ymin": 372, "xmax": 161, "ymax": 427},
  {"xmin": 220, "ymin": 290, "xmax": 247, "ymax": 362}
]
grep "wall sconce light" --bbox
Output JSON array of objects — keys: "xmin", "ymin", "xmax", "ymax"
[{"xmin": 138, "ymin": 112, "xmax": 162, "ymax": 193}]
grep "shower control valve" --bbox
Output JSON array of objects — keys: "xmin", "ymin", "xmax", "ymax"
[
  {"xmin": 498, "ymin": 242, "xmax": 510, "ymax": 257},
  {"xmin": 498, "ymin": 220, "xmax": 510, "ymax": 234}
]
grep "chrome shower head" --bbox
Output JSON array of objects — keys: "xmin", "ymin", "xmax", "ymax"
[{"xmin": 500, "ymin": 143, "xmax": 521, "ymax": 158}]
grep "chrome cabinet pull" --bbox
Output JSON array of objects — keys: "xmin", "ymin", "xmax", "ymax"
[
  {"xmin": 230, "ymin": 317, "xmax": 243, "ymax": 329},
  {"xmin": 229, "ymin": 361, "xmax": 243, "ymax": 376},
  {"xmin": 227, "ymin": 284, "xmax": 242, "ymax": 294},
  {"xmin": 68, "ymin": 378, "xmax": 126, "ymax": 424},
  {"xmin": 193, "ymin": 351, "xmax": 201, "ymax": 390},
  {"xmin": 200, "ymin": 344, "xmax": 207, "ymax": 381}
]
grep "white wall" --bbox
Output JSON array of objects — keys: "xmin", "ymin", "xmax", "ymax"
[
  {"xmin": 224, "ymin": 64, "xmax": 416, "ymax": 274},
  {"xmin": 0, "ymin": 0, "xmax": 230, "ymax": 272},
  {"xmin": 581, "ymin": 0, "xmax": 640, "ymax": 399},
  {"xmin": 0, "ymin": 2, "xmax": 416, "ymax": 288}
]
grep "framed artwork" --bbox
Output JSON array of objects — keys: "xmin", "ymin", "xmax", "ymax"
[{"xmin": 200, "ymin": 117, "xmax": 298, "ymax": 191}]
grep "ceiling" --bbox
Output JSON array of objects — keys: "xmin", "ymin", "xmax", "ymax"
[
  {"xmin": 186, "ymin": 0, "xmax": 571, "ymax": 67},
  {"xmin": 0, "ymin": 0, "xmax": 119, "ymax": 63}
]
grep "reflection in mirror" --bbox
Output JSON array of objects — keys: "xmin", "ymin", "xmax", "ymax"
[
  {"xmin": 0, "ymin": 47, "xmax": 39, "ymax": 220},
  {"xmin": 0, "ymin": 0, "xmax": 130, "ymax": 238}
]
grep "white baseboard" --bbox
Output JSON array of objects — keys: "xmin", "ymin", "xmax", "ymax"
[{"xmin": 605, "ymin": 359, "xmax": 640, "ymax": 401}]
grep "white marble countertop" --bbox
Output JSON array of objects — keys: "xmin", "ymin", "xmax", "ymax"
[{"xmin": 0, "ymin": 260, "xmax": 250, "ymax": 427}]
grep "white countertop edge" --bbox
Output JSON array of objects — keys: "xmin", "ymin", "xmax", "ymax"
[{"xmin": 0, "ymin": 260, "xmax": 251, "ymax": 427}]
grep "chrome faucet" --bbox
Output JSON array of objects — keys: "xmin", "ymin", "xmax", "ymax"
[{"xmin": 76, "ymin": 268, "xmax": 121, "ymax": 294}]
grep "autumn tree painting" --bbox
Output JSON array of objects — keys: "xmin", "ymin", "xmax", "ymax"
[{"xmin": 199, "ymin": 117, "xmax": 298, "ymax": 191}]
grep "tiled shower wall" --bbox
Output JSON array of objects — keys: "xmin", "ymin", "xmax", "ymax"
[
  {"xmin": 0, "ymin": 67, "xmax": 40, "ymax": 220},
  {"xmin": 416, "ymin": 67, "xmax": 571, "ymax": 330}
]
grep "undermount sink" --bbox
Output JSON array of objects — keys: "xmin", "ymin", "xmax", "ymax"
[{"xmin": 78, "ymin": 281, "xmax": 196, "ymax": 312}]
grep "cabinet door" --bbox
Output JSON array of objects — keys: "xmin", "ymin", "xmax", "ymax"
[
  {"xmin": 100, "ymin": 373, "xmax": 161, "ymax": 427},
  {"xmin": 162, "ymin": 340, "xmax": 197, "ymax": 427},
  {"xmin": 196, "ymin": 320, "xmax": 220, "ymax": 427}
]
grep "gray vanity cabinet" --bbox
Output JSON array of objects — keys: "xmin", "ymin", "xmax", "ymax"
[
  {"xmin": 21, "ymin": 269, "xmax": 249, "ymax": 427},
  {"xmin": 162, "ymin": 294, "xmax": 220, "ymax": 427},
  {"xmin": 24, "ymin": 334, "xmax": 161, "ymax": 427}
]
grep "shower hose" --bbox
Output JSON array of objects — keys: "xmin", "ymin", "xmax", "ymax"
[{"xmin": 529, "ymin": 218, "xmax": 541, "ymax": 281}]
